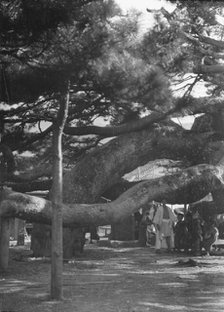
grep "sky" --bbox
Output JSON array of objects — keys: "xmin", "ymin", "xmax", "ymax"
[
  {"xmin": 115, "ymin": 0, "xmax": 176, "ymax": 32},
  {"xmin": 115, "ymin": 0, "xmax": 175, "ymax": 13},
  {"xmin": 114, "ymin": 0, "xmax": 207, "ymax": 130}
]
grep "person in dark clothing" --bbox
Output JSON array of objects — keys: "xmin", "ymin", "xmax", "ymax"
[
  {"xmin": 89, "ymin": 226, "xmax": 99, "ymax": 243},
  {"xmin": 184, "ymin": 211, "xmax": 193, "ymax": 253},
  {"xmin": 218, "ymin": 220, "xmax": 224, "ymax": 239},
  {"xmin": 139, "ymin": 211, "xmax": 151, "ymax": 247},
  {"xmin": 174, "ymin": 212, "xmax": 188, "ymax": 252},
  {"xmin": 134, "ymin": 211, "xmax": 143, "ymax": 240},
  {"xmin": 203, "ymin": 217, "xmax": 219, "ymax": 255},
  {"xmin": 191, "ymin": 208, "xmax": 203, "ymax": 256},
  {"xmin": 146, "ymin": 212, "xmax": 156, "ymax": 246}
]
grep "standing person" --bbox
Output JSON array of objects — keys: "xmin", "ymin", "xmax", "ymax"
[
  {"xmin": 138, "ymin": 211, "xmax": 150, "ymax": 247},
  {"xmin": 149, "ymin": 201, "xmax": 158, "ymax": 221},
  {"xmin": 203, "ymin": 217, "xmax": 219, "ymax": 256},
  {"xmin": 146, "ymin": 202, "xmax": 158, "ymax": 247},
  {"xmin": 184, "ymin": 211, "xmax": 193, "ymax": 253},
  {"xmin": 146, "ymin": 212, "xmax": 156, "ymax": 246},
  {"xmin": 86, "ymin": 226, "xmax": 99, "ymax": 244},
  {"xmin": 153, "ymin": 200, "xmax": 176, "ymax": 253},
  {"xmin": 174, "ymin": 212, "xmax": 188, "ymax": 252},
  {"xmin": 217, "ymin": 215, "xmax": 224, "ymax": 239},
  {"xmin": 191, "ymin": 207, "xmax": 203, "ymax": 256},
  {"xmin": 134, "ymin": 210, "xmax": 143, "ymax": 240}
]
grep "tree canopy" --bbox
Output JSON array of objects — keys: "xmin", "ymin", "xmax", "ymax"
[{"xmin": 1, "ymin": 0, "xmax": 224, "ymax": 233}]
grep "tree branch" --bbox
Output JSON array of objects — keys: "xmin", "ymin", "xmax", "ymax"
[
  {"xmin": 194, "ymin": 64, "xmax": 224, "ymax": 74},
  {"xmin": 64, "ymin": 111, "xmax": 165, "ymax": 137},
  {"xmin": 173, "ymin": 96, "xmax": 224, "ymax": 117},
  {"xmin": 0, "ymin": 163, "xmax": 223, "ymax": 226},
  {"xmin": 1, "ymin": 180, "xmax": 52, "ymax": 192},
  {"xmin": 63, "ymin": 120, "xmax": 219, "ymax": 204},
  {"xmin": 11, "ymin": 164, "xmax": 52, "ymax": 182},
  {"xmin": 199, "ymin": 34, "xmax": 224, "ymax": 49}
]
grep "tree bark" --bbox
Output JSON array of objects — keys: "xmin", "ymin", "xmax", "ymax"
[
  {"xmin": 62, "ymin": 123, "xmax": 218, "ymax": 204},
  {"xmin": 1, "ymin": 123, "xmax": 224, "ymax": 258},
  {"xmin": 1, "ymin": 116, "xmax": 224, "ymax": 258},
  {"xmin": 194, "ymin": 64, "xmax": 224, "ymax": 74},
  {"xmin": 64, "ymin": 111, "xmax": 165, "ymax": 137},
  {"xmin": 0, "ymin": 218, "xmax": 10, "ymax": 271},
  {"xmin": 50, "ymin": 89, "xmax": 69, "ymax": 300},
  {"xmin": 4, "ymin": 95, "xmax": 224, "ymax": 193},
  {"xmin": 3, "ymin": 180, "xmax": 52, "ymax": 192},
  {"xmin": 51, "ymin": 127, "xmax": 63, "ymax": 300},
  {"xmin": 1, "ymin": 163, "xmax": 224, "ymax": 226},
  {"xmin": 199, "ymin": 34, "xmax": 224, "ymax": 49}
]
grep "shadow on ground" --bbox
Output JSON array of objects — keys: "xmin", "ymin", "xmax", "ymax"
[{"xmin": 1, "ymin": 244, "xmax": 224, "ymax": 312}]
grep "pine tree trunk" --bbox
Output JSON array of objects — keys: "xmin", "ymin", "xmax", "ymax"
[
  {"xmin": 51, "ymin": 201, "xmax": 63, "ymax": 299},
  {"xmin": 50, "ymin": 89, "xmax": 69, "ymax": 300},
  {"xmin": 0, "ymin": 217, "xmax": 10, "ymax": 271}
]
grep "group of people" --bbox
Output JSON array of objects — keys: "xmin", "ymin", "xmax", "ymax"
[
  {"xmin": 138, "ymin": 200, "xmax": 219, "ymax": 256},
  {"xmin": 174, "ymin": 205, "xmax": 219, "ymax": 256}
]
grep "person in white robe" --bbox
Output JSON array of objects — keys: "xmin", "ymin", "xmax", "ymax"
[{"xmin": 153, "ymin": 200, "xmax": 176, "ymax": 252}]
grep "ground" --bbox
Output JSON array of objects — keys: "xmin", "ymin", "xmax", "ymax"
[{"xmin": 1, "ymin": 242, "xmax": 224, "ymax": 312}]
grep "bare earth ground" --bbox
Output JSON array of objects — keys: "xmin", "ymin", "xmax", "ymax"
[{"xmin": 1, "ymin": 243, "xmax": 224, "ymax": 312}]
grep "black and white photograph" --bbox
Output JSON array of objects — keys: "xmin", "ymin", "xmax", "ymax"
[{"xmin": 1, "ymin": 0, "xmax": 224, "ymax": 311}]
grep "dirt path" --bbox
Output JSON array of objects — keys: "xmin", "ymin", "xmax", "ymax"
[{"xmin": 1, "ymin": 244, "xmax": 224, "ymax": 312}]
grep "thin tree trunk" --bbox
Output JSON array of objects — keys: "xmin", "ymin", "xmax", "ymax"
[
  {"xmin": 0, "ymin": 217, "xmax": 10, "ymax": 271},
  {"xmin": 50, "ymin": 87, "xmax": 69, "ymax": 300},
  {"xmin": 0, "ymin": 120, "xmax": 10, "ymax": 271}
]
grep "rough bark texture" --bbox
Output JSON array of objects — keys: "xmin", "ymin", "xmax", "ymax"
[
  {"xmin": 1, "ymin": 111, "xmax": 224, "ymax": 257},
  {"xmin": 1, "ymin": 163, "xmax": 224, "ymax": 227},
  {"xmin": 0, "ymin": 218, "xmax": 10, "ymax": 271},
  {"xmin": 50, "ymin": 90, "xmax": 68, "ymax": 300},
  {"xmin": 62, "ymin": 123, "xmax": 217, "ymax": 204}
]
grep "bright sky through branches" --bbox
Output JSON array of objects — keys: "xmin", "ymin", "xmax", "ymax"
[
  {"xmin": 115, "ymin": 0, "xmax": 201, "ymax": 132},
  {"xmin": 115, "ymin": 0, "xmax": 175, "ymax": 13},
  {"xmin": 115, "ymin": 0, "xmax": 176, "ymax": 32}
]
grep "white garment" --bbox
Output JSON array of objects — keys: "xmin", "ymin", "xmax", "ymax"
[
  {"xmin": 153, "ymin": 205, "xmax": 176, "ymax": 249},
  {"xmin": 155, "ymin": 228, "xmax": 175, "ymax": 249}
]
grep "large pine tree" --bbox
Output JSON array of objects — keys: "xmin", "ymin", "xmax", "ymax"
[{"xmin": 1, "ymin": 0, "xmax": 224, "ymax": 260}]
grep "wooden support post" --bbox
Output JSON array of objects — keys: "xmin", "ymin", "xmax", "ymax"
[{"xmin": 0, "ymin": 217, "xmax": 10, "ymax": 271}]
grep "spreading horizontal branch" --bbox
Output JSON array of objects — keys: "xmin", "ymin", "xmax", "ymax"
[
  {"xmin": 194, "ymin": 64, "xmax": 224, "ymax": 74},
  {"xmin": 199, "ymin": 34, "xmax": 224, "ymax": 49},
  {"xmin": 64, "ymin": 111, "xmax": 165, "ymax": 137},
  {"xmin": 173, "ymin": 97, "xmax": 224, "ymax": 117},
  {"xmin": 0, "ymin": 163, "xmax": 223, "ymax": 226},
  {"xmin": 181, "ymin": 31, "xmax": 224, "ymax": 50}
]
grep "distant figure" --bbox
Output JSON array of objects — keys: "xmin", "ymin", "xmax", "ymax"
[
  {"xmin": 174, "ymin": 212, "xmax": 188, "ymax": 252},
  {"xmin": 184, "ymin": 211, "xmax": 193, "ymax": 253},
  {"xmin": 153, "ymin": 200, "xmax": 176, "ymax": 253},
  {"xmin": 138, "ymin": 211, "xmax": 151, "ymax": 247},
  {"xmin": 217, "ymin": 219, "xmax": 224, "ymax": 239},
  {"xmin": 88, "ymin": 226, "xmax": 99, "ymax": 244},
  {"xmin": 146, "ymin": 212, "xmax": 156, "ymax": 246},
  {"xmin": 191, "ymin": 207, "xmax": 203, "ymax": 256},
  {"xmin": 203, "ymin": 218, "xmax": 219, "ymax": 256},
  {"xmin": 134, "ymin": 211, "xmax": 143, "ymax": 240}
]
